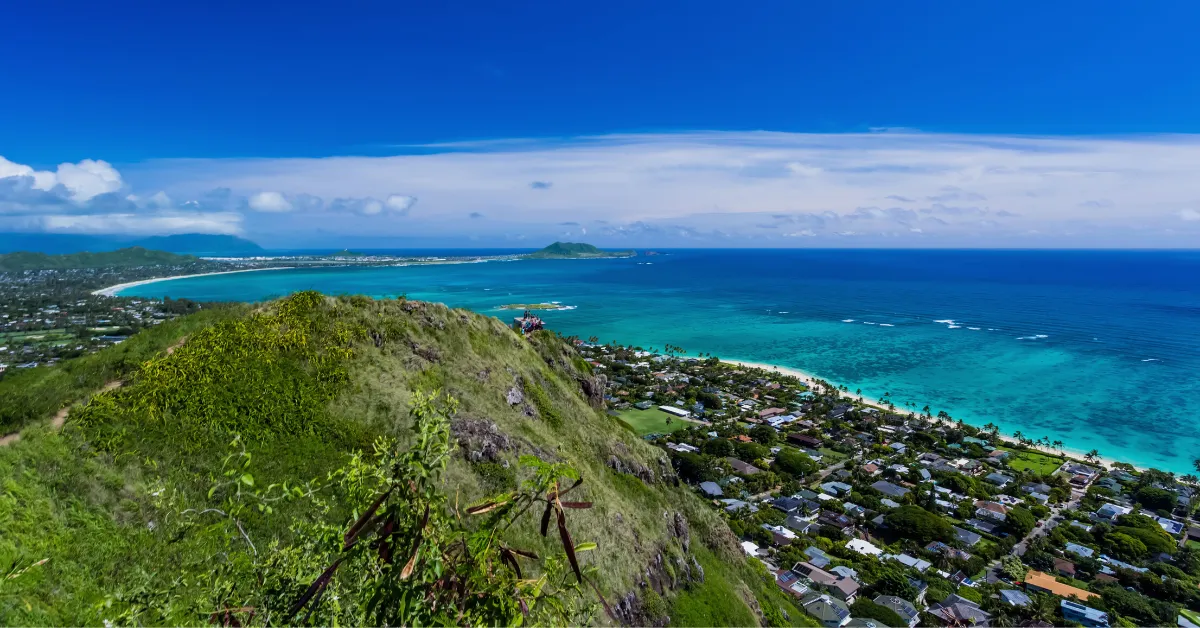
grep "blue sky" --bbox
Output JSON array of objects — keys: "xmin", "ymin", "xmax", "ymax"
[{"xmin": 2, "ymin": 2, "xmax": 1200, "ymax": 246}]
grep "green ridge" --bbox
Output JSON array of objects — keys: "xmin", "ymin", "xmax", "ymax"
[
  {"xmin": 0, "ymin": 246, "xmax": 198, "ymax": 271},
  {"xmin": 0, "ymin": 293, "xmax": 796, "ymax": 626}
]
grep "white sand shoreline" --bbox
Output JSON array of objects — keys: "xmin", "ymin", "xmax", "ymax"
[
  {"xmin": 91, "ymin": 267, "xmax": 296, "ymax": 297},
  {"xmin": 721, "ymin": 358, "xmax": 1133, "ymax": 471}
]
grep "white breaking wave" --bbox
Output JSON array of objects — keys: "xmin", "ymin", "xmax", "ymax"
[
  {"xmin": 863, "ymin": 321, "xmax": 876, "ymax": 325},
  {"xmin": 1016, "ymin": 334, "xmax": 1049, "ymax": 340},
  {"xmin": 947, "ymin": 324, "xmax": 962, "ymax": 329},
  {"xmin": 1142, "ymin": 358, "xmax": 1160, "ymax": 362},
  {"xmin": 842, "ymin": 319, "xmax": 855, "ymax": 323},
  {"xmin": 933, "ymin": 319, "xmax": 956, "ymax": 324},
  {"xmin": 879, "ymin": 323, "xmax": 895, "ymax": 327},
  {"xmin": 778, "ymin": 311, "xmax": 789, "ymax": 314},
  {"xmin": 967, "ymin": 327, "xmax": 981, "ymax": 330}
]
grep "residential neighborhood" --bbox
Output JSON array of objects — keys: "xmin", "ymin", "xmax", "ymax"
[
  {"xmin": 0, "ymin": 263, "xmax": 216, "ymax": 374},
  {"xmin": 580, "ymin": 342, "xmax": 1200, "ymax": 627}
]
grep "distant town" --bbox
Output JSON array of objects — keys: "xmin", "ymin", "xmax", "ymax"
[{"xmin": 578, "ymin": 342, "xmax": 1200, "ymax": 628}]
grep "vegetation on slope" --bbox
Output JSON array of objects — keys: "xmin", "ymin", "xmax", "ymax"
[
  {"xmin": 0, "ymin": 246, "xmax": 198, "ymax": 271},
  {"xmin": 0, "ymin": 292, "xmax": 792, "ymax": 626},
  {"xmin": 0, "ymin": 305, "xmax": 248, "ymax": 433},
  {"xmin": 525, "ymin": 241, "xmax": 636, "ymax": 259}
]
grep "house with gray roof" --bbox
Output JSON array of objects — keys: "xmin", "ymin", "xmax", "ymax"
[
  {"xmin": 952, "ymin": 526, "xmax": 982, "ymax": 546},
  {"xmin": 1000, "ymin": 589, "xmax": 1032, "ymax": 607},
  {"xmin": 1065, "ymin": 542, "xmax": 1096, "ymax": 559},
  {"xmin": 804, "ymin": 546, "xmax": 833, "ymax": 568},
  {"xmin": 821, "ymin": 481, "xmax": 853, "ymax": 497},
  {"xmin": 984, "ymin": 472, "xmax": 1013, "ymax": 487},
  {"xmin": 874, "ymin": 595, "xmax": 920, "ymax": 628},
  {"xmin": 793, "ymin": 561, "xmax": 859, "ymax": 603},
  {"xmin": 699, "ymin": 481, "xmax": 723, "ymax": 497},
  {"xmin": 928, "ymin": 593, "xmax": 992, "ymax": 626},
  {"xmin": 726, "ymin": 457, "xmax": 764, "ymax": 475},
  {"xmin": 871, "ymin": 480, "xmax": 910, "ymax": 498},
  {"xmin": 802, "ymin": 593, "xmax": 852, "ymax": 628}
]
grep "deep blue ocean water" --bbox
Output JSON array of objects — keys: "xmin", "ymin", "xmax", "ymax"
[{"xmin": 120, "ymin": 249, "xmax": 1200, "ymax": 473}]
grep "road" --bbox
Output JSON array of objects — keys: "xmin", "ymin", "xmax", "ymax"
[{"xmin": 984, "ymin": 484, "xmax": 1087, "ymax": 583}]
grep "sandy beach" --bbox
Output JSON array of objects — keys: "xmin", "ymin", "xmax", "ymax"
[
  {"xmin": 721, "ymin": 358, "xmax": 1128, "ymax": 470},
  {"xmin": 91, "ymin": 267, "xmax": 295, "ymax": 297}
]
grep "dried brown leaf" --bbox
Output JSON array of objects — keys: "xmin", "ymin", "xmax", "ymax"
[
  {"xmin": 557, "ymin": 507, "xmax": 582, "ymax": 582},
  {"xmin": 343, "ymin": 487, "xmax": 393, "ymax": 550},
  {"xmin": 285, "ymin": 557, "xmax": 344, "ymax": 622}
]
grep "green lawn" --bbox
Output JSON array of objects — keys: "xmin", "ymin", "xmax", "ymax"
[
  {"xmin": 1002, "ymin": 447, "xmax": 1064, "ymax": 475},
  {"xmin": 616, "ymin": 407, "xmax": 693, "ymax": 436},
  {"xmin": 817, "ymin": 447, "xmax": 846, "ymax": 463}
]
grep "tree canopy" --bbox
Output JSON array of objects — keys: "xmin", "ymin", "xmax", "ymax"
[
  {"xmin": 772, "ymin": 449, "xmax": 818, "ymax": 477},
  {"xmin": 850, "ymin": 599, "xmax": 906, "ymax": 627},
  {"xmin": 883, "ymin": 505, "xmax": 952, "ymax": 544}
]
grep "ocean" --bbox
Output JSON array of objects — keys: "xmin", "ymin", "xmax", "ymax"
[{"xmin": 119, "ymin": 249, "xmax": 1200, "ymax": 474}]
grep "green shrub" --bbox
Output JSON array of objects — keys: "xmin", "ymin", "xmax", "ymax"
[
  {"xmin": 850, "ymin": 598, "xmax": 906, "ymax": 627},
  {"xmin": 525, "ymin": 378, "xmax": 564, "ymax": 428},
  {"xmin": 884, "ymin": 505, "xmax": 952, "ymax": 544}
]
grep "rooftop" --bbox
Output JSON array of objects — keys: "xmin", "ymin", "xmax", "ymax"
[{"xmin": 1024, "ymin": 570, "xmax": 1097, "ymax": 601}]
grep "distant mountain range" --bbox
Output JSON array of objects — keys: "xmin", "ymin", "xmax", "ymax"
[
  {"xmin": 524, "ymin": 241, "xmax": 636, "ymax": 259},
  {"xmin": 0, "ymin": 247, "xmax": 199, "ymax": 271},
  {"xmin": 0, "ymin": 233, "xmax": 264, "ymax": 256}
]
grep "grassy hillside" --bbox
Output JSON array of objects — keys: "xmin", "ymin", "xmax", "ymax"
[
  {"xmin": 0, "ymin": 293, "xmax": 801, "ymax": 626},
  {"xmin": 0, "ymin": 246, "xmax": 197, "ymax": 271}
]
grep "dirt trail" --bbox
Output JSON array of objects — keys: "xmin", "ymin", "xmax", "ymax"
[{"xmin": 0, "ymin": 336, "xmax": 188, "ymax": 447}]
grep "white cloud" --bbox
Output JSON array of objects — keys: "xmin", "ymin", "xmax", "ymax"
[
  {"xmin": 53, "ymin": 159, "xmax": 123, "ymax": 201},
  {"xmin": 39, "ymin": 212, "xmax": 242, "ymax": 235},
  {"xmin": 0, "ymin": 156, "xmax": 123, "ymax": 202},
  {"xmin": 786, "ymin": 163, "xmax": 823, "ymax": 176},
  {"xmin": 248, "ymin": 191, "xmax": 293, "ymax": 212},
  {"xmin": 9, "ymin": 131, "xmax": 1200, "ymax": 245},
  {"xmin": 384, "ymin": 194, "xmax": 417, "ymax": 214},
  {"xmin": 125, "ymin": 130, "xmax": 1200, "ymax": 246}
]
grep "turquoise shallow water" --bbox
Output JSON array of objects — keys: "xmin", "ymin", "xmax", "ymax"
[{"xmin": 120, "ymin": 249, "xmax": 1200, "ymax": 473}]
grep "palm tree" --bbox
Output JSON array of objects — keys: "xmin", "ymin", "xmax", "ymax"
[
  {"xmin": 1013, "ymin": 430, "xmax": 1023, "ymax": 443},
  {"xmin": 1052, "ymin": 440, "xmax": 1064, "ymax": 456},
  {"xmin": 1085, "ymin": 449, "xmax": 1100, "ymax": 464}
]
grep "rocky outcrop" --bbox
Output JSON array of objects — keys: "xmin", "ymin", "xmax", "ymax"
[
  {"xmin": 578, "ymin": 373, "xmax": 607, "ymax": 408},
  {"xmin": 605, "ymin": 442, "xmax": 677, "ymax": 487},
  {"xmin": 607, "ymin": 454, "xmax": 655, "ymax": 484},
  {"xmin": 612, "ymin": 541, "xmax": 705, "ymax": 627},
  {"xmin": 668, "ymin": 511, "xmax": 690, "ymax": 553},
  {"xmin": 450, "ymin": 417, "xmax": 514, "ymax": 463},
  {"xmin": 410, "ymin": 341, "xmax": 440, "ymax": 363},
  {"xmin": 504, "ymin": 377, "xmax": 537, "ymax": 418},
  {"xmin": 450, "ymin": 416, "xmax": 557, "ymax": 463}
]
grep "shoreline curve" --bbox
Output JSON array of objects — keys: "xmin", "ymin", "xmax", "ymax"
[{"xmin": 91, "ymin": 267, "xmax": 296, "ymax": 297}]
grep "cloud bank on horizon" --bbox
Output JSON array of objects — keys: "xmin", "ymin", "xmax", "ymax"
[{"xmin": 4, "ymin": 131, "xmax": 1200, "ymax": 247}]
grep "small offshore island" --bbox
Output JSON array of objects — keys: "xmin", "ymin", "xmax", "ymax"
[
  {"xmin": 497, "ymin": 302, "xmax": 575, "ymax": 311},
  {"xmin": 522, "ymin": 241, "xmax": 636, "ymax": 259}
]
